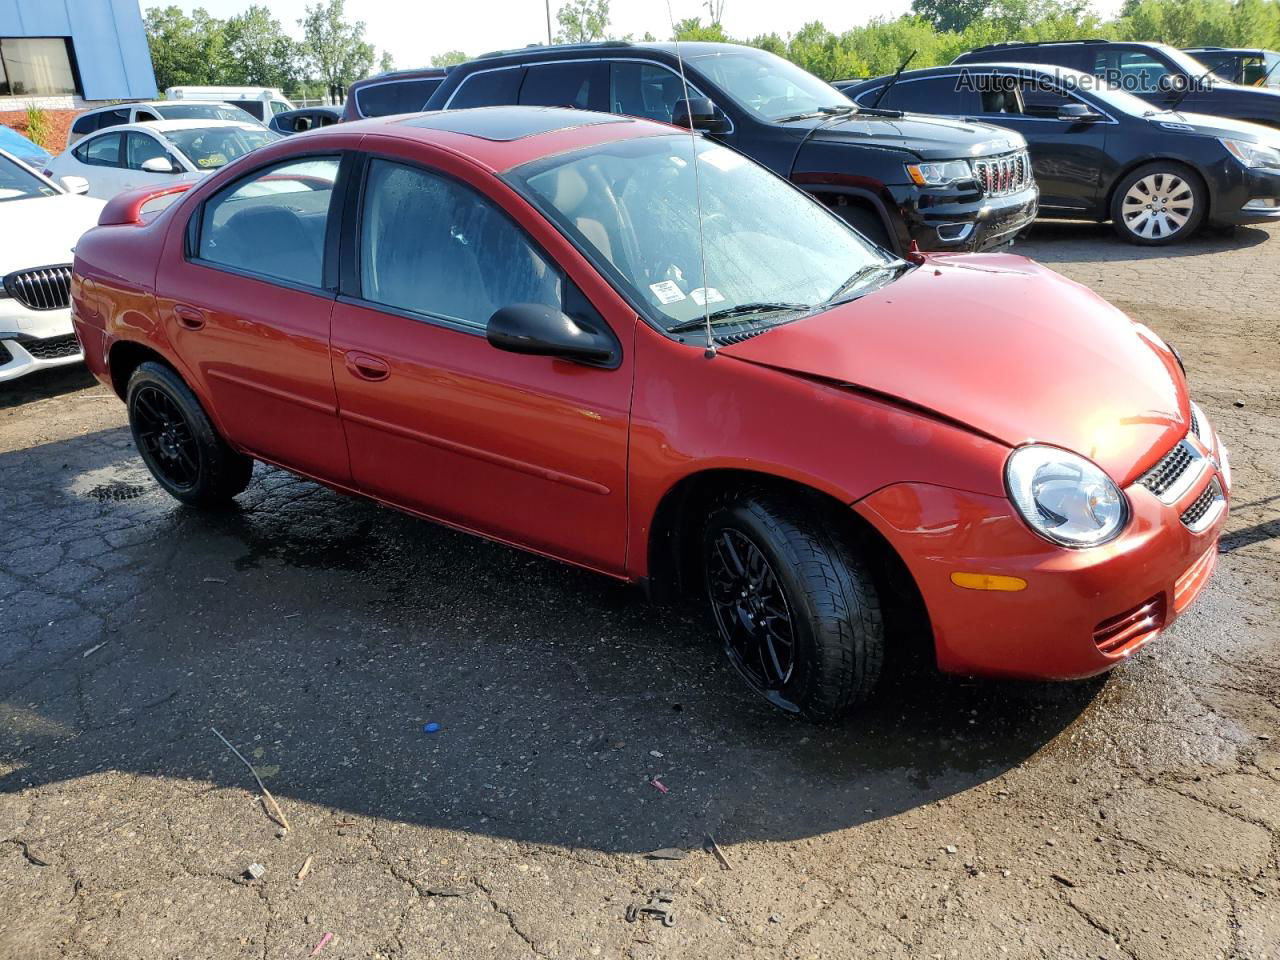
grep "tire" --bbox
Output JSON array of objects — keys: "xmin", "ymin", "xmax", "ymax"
[
  {"xmin": 833, "ymin": 202, "xmax": 896, "ymax": 253},
  {"xmin": 1110, "ymin": 162, "xmax": 1206, "ymax": 245},
  {"xmin": 702, "ymin": 489, "xmax": 884, "ymax": 720},
  {"xmin": 126, "ymin": 361, "xmax": 253, "ymax": 507}
]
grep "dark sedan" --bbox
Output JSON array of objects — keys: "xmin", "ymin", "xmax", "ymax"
[{"xmin": 842, "ymin": 64, "xmax": 1280, "ymax": 244}]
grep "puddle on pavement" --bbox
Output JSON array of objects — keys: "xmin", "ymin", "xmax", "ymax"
[{"xmin": 66, "ymin": 462, "xmax": 159, "ymax": 503}]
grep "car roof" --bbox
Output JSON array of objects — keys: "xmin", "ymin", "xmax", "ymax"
[
  {"xmin": 97, "ymin": 119, "xmax": 268, "ymax": 135},
  {"xmin": 1185, "ymin": 47, "xmax": 1270, "ymax": 55},
  {"xmin": 322, "ymin": 105, "xmax": 683, "ymax": 172},
  {"xmin": 469, "ymin": 40, "xmax": 759, "ymax": 65},
  {"xmin": 275, "ymin": 105, "xmax": 342, "ymax": 115},
  {"xmin": 352, "ymin": 67, "xmax": 448, "ymax": 85},
  {"xmin": 851, "ymin": 62, "xmax": 1093, "ymax": 86}
]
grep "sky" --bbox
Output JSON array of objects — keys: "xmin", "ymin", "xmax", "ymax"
[{"xmin": 167, "ymin": 0, "xmax": 1125, "ymax": 72}]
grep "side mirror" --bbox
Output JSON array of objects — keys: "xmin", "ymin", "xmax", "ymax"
[
  {"xmin": 1058, "ymin": 102, "xmax": 1103, "ymax": 122},
  {"xmin": 487, "ymin": 304, "xmax": 617, "ymax": 366},
  {"xmin": 141, "ymin": 156, "xmax": 177, "ymax": 173},
  {"xmin": 672, "ymin": 97, "xmax": 731, "ymax": 134},
  {"xmin": 59, "ymin": 175, "xmax": 90, "ymax": 195}
]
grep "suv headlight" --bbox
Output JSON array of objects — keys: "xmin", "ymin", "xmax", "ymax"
[
  {"xmin": 905, "ymin": 159, "xmax": 973, "ymax": 186},
  {"xmin": 1005, "ymin": 445, "xmax": 1129, "ymax": 548},
  {"xmin": 1221, "ymin": 138, "xmax": 1280, "ymax": 170}
]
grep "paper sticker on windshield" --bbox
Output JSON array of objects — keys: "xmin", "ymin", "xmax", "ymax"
[
  {"xmin": 691, "ymin": 287, "xmax": 725, "ymax": 306},
  {"xmin": 649, "ymin": 280, "xmax": 686, "ymax": 304},
  {"xmin": 699, "ymin": 147, "xmax": 746, "ymax": 172}
]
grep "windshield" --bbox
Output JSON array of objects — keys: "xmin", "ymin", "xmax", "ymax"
[
  {"xmin": 0, "ymin": 154, "xmax": 57, "ymax": 202},
  {"xmin": 1078, "ymin": 77, "xmax": 1179, "ymax": 117},
  {"xmin": 512, "ymin": 135, "xmax": 893, "ymax": 334},
  {"xmin": 691, "ymin": 49, "xmax": 853, "ymax": 121},
  {"xmin": 1161, "ymin": 46, "xmax": 1227, "ymax": 82},
  {"xmin": 164, "ymin": 127, "xmax": 280, "ymax": 170},
  {"xmin": 155, "ymin": 103, "xmax": 255, "ymax": 123}
]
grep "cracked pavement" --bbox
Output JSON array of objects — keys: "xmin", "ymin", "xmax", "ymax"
[{"xmin": 1, "ymin": 221, "xmax": 1279, "ymax": 959}]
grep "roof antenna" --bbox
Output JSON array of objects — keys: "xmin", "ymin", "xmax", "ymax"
[{"xmin": 666, "ymin": 0, "xmax": 716, "ymax": 359}]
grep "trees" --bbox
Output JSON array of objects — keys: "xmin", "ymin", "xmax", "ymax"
[
  {"xmin": 144, "ymin": 6, "xmax": 230, "ymax": 89},
  {"xmin": 223, "ymin": 5, "xmax": 302, "ymax": 89},
  {"xmin": 431, "ymin": 50, "xmax": 470, "ymax": 67},
  {"xmin": 299, "ymin": 0, "xmax": 375, "ymax": 91},
  {"xmin": 556, "ymin": 0, "xmax": 612, "ymax": 42}
]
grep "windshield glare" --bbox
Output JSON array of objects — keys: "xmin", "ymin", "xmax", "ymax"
[
  {"xmin": 0, "ymin": 154, "xmax": 57, "ymax": 202},
  {"xmin": 514, "ymin": 136, "xmax": 888, "ymax": 333},
  {"xmin": 165, "ymin": 127, "xmax": 280, "ymax": 170},
  {"xmin": 156, "ymin": 103, "xmax": 254, "ymax": 123},
  {"xmin": 1162, "ymin": 46, "xmax": 1225, "ymax": 82},
  {"xmin": 692, "ymin": 50, "xmax": 853, "ymax": 120}
]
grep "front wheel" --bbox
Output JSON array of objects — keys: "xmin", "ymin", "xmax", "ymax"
[
  {"xmin": 1110, "ymin": 162, "xmax": 1206, "ymax": 245},
  {"xmin": 702, "ymin": 490, "xmax": 884, "ymax": 720},
  {"xmin": 127, "ymin": 361, "xmax": 253, "ymax": 507}
]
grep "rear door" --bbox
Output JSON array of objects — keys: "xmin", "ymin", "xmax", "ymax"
[
  {"xmin": 70, "ymin": 132, "xmax": 127, "ymax": 198},
  {"xmin": 518, "ymin": 61, "xmax": 608, "ymax": 111},
  {"xmin": 155, "ymin": 153, "xmax": 351, "ymax": 483},
  {"xmin": 329, "ymin": 145, "xmax": 633, "ymax": 573}
]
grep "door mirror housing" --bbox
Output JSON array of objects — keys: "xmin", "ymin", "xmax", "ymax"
[
  {"xmin": 1058, "ymin": 102, "xmax": 1103, "ymax": 122},
  {"xmin": 141, "ymin": 156, "xmax": 178, "ymax": 173},
  {"xmin": 59, "ymin": 175, "xmax": 90, "ymax": 195},
  {"xmin": 672, "ymin": 97, "xmax": 731, "ymax": 134},
  {"xmin": 487, "ymin": 304, "xmax": 617, "ymax": 367}
]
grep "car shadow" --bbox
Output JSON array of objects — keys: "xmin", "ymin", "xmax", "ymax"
[
  {"xmin": 0, "ymin": 364, "xmax": 99, "ymax": 410},
  {"xmin": 1016, "ymin": 219, "xmax": 1271, "ymax": 263},
  {"xmin": 0, "ymin": 426, "xmax": 1104, "ymax": 854}
]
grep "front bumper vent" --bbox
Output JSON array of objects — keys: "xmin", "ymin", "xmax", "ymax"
[
  {"xmin": 3, "ymin": 264, "xmax": 73, "ymax": 311},
  {"xmin": 974, "ymin": 151, "xmax": 1033, "ymax": 197},
  {"xmin": 1093, "ymin": 594, "xmax": 1165, "ymax": 656},
  {"xmin": 24, "ymin": 333, "xmax": 81, "ymax": 361}
]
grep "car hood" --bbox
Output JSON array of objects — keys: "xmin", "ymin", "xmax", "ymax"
[
  {"xmin": 0, "ymin": 193, "xmax": 106, "ymax": 272},
  {"xmin": 717, "ymin": 253, "xmax": 1187, "ymax": 485},
  {"xmin": 1148, "ymin": 109, "xmax": 1280, "ymax": 145},
  {"xmin": 789, "ymin": 112, "xmax": 1027, "ymax": 160}
]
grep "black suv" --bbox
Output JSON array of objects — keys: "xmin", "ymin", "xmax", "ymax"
[
  {"xmin": 954, "ymin": 40, "xmax": 1280, "ymax": 129},
  {"xmin": 423, "ymin": 42, "xmax": 1038, "ymax": 254},
  {"xmin": 841, "ymin": 64, "xmax": 1280, "ymax": 244}
]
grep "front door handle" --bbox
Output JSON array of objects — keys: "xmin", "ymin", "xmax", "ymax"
[
  {"xmin": 345, "ymin": 351, "xmax": 390, "ymax": 382},
  {"xmin": 174, "ymin": 304, "xmax": 206, "ymax": 330}
]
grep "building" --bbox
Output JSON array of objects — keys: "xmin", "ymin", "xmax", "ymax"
[{"xmin": 0, "ymin": 0, "xmax": 156, "ymax": 110}]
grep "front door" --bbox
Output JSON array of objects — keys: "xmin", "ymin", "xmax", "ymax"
[
  {"xmin": 330, "ymin": 150, "xmax": 633, "ymax": 574},
  {"xmin": 155, "ymin": 154, "xmax": 351, "ymax": 483}
]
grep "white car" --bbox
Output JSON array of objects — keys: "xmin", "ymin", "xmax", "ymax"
[
  {"xmin": 45, "ymin": 120, "xmax": 280, "ymax": 201},
  {"xmin": 68, "ymin": 100, "xmax": 263, "ymax": 146},
  {"xmin": 0, "ymin": 151, "xmax": 104, "ymax": 383}
]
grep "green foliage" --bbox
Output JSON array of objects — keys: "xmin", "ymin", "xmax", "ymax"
[
  {"xmin": 556, "ymin": 0, "xmax": 612, "ymax": 42},
  {"xmin": 144, "ymin": 6, "xmax": 232, "ymax": 89},
  {"xmin": 24, "ymin": 106, "xmax": 50, "ymax": 149},
  {"xmin": 672, "ymin": 17, "xmax": 731, "ymax": 41},
  {"xmin": 431, "ymin": 50, "xmax": 470, "ymax": 67},
  {"xmin": 299, "ymin": 0, "xmax": 375, "ymax": 89},
  {"xmin": 223, "ymin": 5, "xmax": 302, "ymax": 88}
]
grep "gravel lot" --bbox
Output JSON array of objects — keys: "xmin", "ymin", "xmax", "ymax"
[{"xmin": 2, "ymin": 221, "xmax": 1278, "ymax": 960}]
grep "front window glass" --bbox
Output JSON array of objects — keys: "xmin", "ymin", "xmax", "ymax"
[
  {"xmin": 0, "ymin": 154, "xmax": 56, "ymax": 201},
  {"xmin": 155, "ymin": 103, "xmax": 252, "ymax": 122},
  {"xmin": 610, "ymin": 62, "xmax": 699, "ymax": 123},
  {"xmin": 125, "ymin": 132, "xmax": 172, "ymax": 171},
  {"xmin": 166, "ymin": 126, "xmax": 279, "ymax": 170},
  {"xmin": 359, "ymin": 159, "xmax": 562, "ymax": 327},
  {"xmin": 691, "ymin": 49, "xmax": 852, "ymax": 120},
  {"xmin": 513, "ymin": 135, "xmax": 892, "ymax": 334},
  {"xmin": 197, "ymin": 157, "xmax": 340, "ymax": 287}
]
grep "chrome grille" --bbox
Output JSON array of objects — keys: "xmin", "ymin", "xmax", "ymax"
[
  {"xmin": 973, "ymin": 151, "xmax": 1033, "ymax": 197},
  {"xmin": 1138, "ymin": 440, "xmax": 1198, "ymax": 501},
  {"xmin": 1189, "ymin": 406, "xmax": 1201, "ymax": 441},
  {"xmin": 25, "ymin": 334, "xmax": 81, "ymax": 360},
  {"xmin": 3, "ymin": 264, "xmax": 73, "ymax": 311},
  {"xmin": 1181, "ymin": 478, "xmax": 1225, "ymax": 532}
]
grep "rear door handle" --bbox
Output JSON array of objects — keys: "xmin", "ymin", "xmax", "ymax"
[
  {"xmin": 345, "ymin": 351, "xmax": 390, "ymax": 382},
  {"xmin": 174, "ymin": 304, "xmax": 206, "ymax": 330}
]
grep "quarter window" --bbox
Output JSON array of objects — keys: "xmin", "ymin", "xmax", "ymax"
[
  {"xmin": 196, "ymin": 157, "xmax": 341, "ymax": 288},
  {"xmin": 75, "ymin": 133, "xmax": 123, "ymax": 167},
  {"xmin": 356, "ymin": 77, "xmax": 442, "ymax": 116},
  {"xmin": 359, "ymin": 158, "xmax": 562, "ymax": 328},
  {"xmin": 519, "ymin": 62, "xmax": 607, "ymax": 110},
  {"xmin": 609, "ymin": 62, "xmax": 694, "ymax": 123},
  {"xmin": 450, "ymin": 67, "xmax": 524, "ymax": 108}
]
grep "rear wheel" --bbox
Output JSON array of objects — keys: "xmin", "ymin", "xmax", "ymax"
[
  {"xmin": 1110, "ymin": 162, "xmax": 1206, "ymax": 245},
  {"xmin": 702, "ymin": 490, "xmax": 884, "ymax": 720},
  {"xmin": 127, "ymin": 361, "xmax": 253, "ymax": 507}
]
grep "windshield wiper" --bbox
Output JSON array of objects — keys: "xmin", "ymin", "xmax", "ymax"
[
  {"xmin": 774, "ymin": 105, "xmax": 855, "ymax": 123},
  {"xmin": 823, "ymin": 260, "xmax": 910, "ymax": 307},
  {"xmin": 668, "ymin": 301, "xmax": 809, "ymax": 333}
]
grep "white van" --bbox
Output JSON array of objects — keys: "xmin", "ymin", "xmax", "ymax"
[{"xmin": 164, "ymin": 86, "xmax": 295, "ymax": 123}]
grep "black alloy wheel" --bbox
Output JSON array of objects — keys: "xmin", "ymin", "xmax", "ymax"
[{"xmin": 132, "ymin": 384, "xmax": 201, "ymax": 492}]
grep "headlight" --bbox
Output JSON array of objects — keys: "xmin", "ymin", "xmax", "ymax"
[
  {"xmin": 905, "ymin": 159, "xmax": 973, "ymax": 186},
  {"xmin": 1221, "ymin": 138, "xmax": 1280, "ymax": 170},
  {"xmin": 1005, "ymin": 445, "xmax": 1129, "ymax": 548}
]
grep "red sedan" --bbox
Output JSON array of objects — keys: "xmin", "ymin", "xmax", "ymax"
[{"xmin": 70, "ymin": 106, "xmax": 1229, "ymax": 718}]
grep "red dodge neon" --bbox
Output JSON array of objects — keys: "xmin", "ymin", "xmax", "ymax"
[{"xmin": 70, "ymin": 106, "xmax": 1230, "ymax": 718}]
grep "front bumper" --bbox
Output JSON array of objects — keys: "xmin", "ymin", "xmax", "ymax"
[
  {"xmin": 855, "ymin": 429, "xmax": 1230, "ymax": 681},
  {"xmin": 1210, "ymin": 162, "xmax": 1280, "ymax": 226},
  {"xmin": 891, "ymin": 182, "xmax": 1039, "ymax": 253},
  {"xmin": 0, "ymin": 305, "xmax": 83, "ymax": 383}
]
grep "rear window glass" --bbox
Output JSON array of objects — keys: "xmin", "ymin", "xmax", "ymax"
[
  {"xmin": 519, "ymin": 62, "xmax": 606, "ymax": 111},
  {"xmin": 355, "ymin": 77, "xmax": 442, "ymax": 116},
  {"xmin": 449, "ymin": 67, "xmax": 524, "ymax": 108}
]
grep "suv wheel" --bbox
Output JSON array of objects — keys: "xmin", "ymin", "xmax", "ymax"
[
  {"xmin": 1111, "ymin": 162, "xmax": 1205, "ymax": 245},
  {"xmin": 127, "ymin": 361, "xmax": 253, "ymax": 507},
  {"xmin": 702, "ymin": 490, "xmax": 884, "ymax": 720}
]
